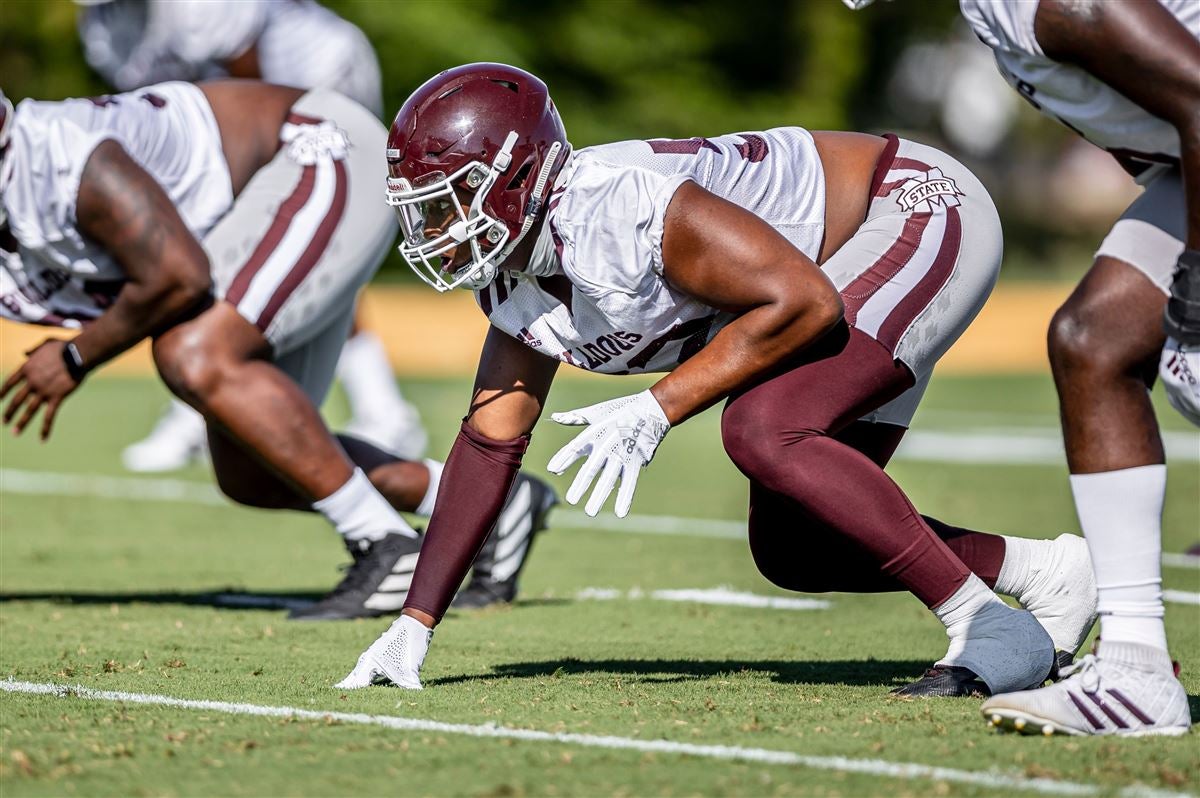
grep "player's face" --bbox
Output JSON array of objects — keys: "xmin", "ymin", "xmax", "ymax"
[{"xmin": 420, "ymin": 184, "xmax": 478, "ymax": 272}]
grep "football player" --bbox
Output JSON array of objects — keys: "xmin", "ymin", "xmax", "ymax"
[
  {"xmin": 337, "ymin": 63, "xmax": 1099, "ymax": 697},
  {"xmin": 76, "ymin": 0, "xmax": 427, "ymax": 473},
  {"xmin": 947, "ymin": 0, "xmax": 1198, "ymax": 736},
  {"xmin": 0, "ymin": 81, "xmax": 554, "ymax": 620}
]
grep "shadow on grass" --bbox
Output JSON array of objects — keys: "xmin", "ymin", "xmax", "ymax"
[
  {"xmin": 0, "ymin": 589, "xmax": 320, "ymax": 612},
  {"xmin": 427, "ymin": 657, "xmax": 942, "ymax": 689}
]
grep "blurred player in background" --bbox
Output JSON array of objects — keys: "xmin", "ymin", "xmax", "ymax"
[
  {"xmin": 950, "ymin": 0, "xmax": 1198, "ymax": 737},
  {"xmin": 338, "ymin": 63, "xmax": 1101, "ymax": 698},
  {"xmin": 0, "ymin": 82, "xmax": 554, "ymax": 620},
  {"xmin": 75, "ymin": 0, "xmax": 426, "ymax": 472}
]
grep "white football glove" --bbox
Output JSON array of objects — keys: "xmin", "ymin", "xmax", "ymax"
[
  {"xmin": 335, "ymin": 615, "xmax": 431, "ymax": 690},
  {"xmin": 547, "ymin": 389, "xmax": 670, "ymax": 518},
  {"xmin": 1159, "ymin": 337, "xmax": 1200, "ymax": 427}
]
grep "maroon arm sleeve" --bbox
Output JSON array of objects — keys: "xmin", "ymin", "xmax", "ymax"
[{"xmin": 402, "ymin": 421, "xmax": 530, "ymax": 622}]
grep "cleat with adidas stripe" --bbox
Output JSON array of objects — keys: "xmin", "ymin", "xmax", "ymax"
[
  {"xmin": 290, "ymin": 532, "xmax": 422, "ymax": 621},
  {"xmin": 981, "ymin": 640, "xmax": 1192, "ymax": 737},
  {"xmin": 452, "ymin": 473, "xmax": 558, "ymax": 610}
]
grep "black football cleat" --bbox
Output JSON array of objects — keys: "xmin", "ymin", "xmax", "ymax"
[
  {"xmin": 891, "ymin": 666, "xmax": 991, "ymax": 698},
  {"xmin": 452, "ymin": 473, "xmax": 557, "ymax": 610},
  {"xmin": 289, "ymin": 532, "xmax": 421, "ymax": 621}
]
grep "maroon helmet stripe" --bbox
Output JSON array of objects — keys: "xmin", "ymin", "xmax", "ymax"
[
  {"xmin": 875, "ymin": 206, "xmax": 962, "ymax": 351},
  {"xmin": 1067, "ymin": 691, "xmax": 1106, "ymax": 730},
  {"xmin": 225, "ymin": 165, "xmax": 318, "ymax": 305},
  {"xmin": 256, "ymin": 159, "xmax": 349, "ymax": 330},
  {"xmin": 840, "ymin": 212, "xmax": 932, "ymax": 325},
  {"xmin": 868, "ymin": 134, "xmax": 901, "ymax": 198},
  {"xmin": 1106, "ymin": 689, "xmax": 1156, "ymax": 725},
  {"xmin": 1085, "ymin": 691, "xmax": 1129, "ymax": 729}
]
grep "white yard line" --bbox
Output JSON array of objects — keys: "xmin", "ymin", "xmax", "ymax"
[
  {"xmin": 1163, "ymin": 590, "xmax": 1200, "ymax": 606},
  {"xmin": 0, "ymin": 680, "xmax": 1188, "ymax": 798},
  {"xmin": 1, "ymin": 468, "xmax": 1197, "ymax": 581},
  {"xmin": 576, "ymin": 586, "xmax": 831, "ymax": 611},
  {"xmin": 895, "ymin": 429, "xmax": 1199, "ymax": 464}
]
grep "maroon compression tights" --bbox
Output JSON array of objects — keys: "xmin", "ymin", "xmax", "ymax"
[{"xmin": 721, "ymin": 323, "xmax": 1003, "ymax": 609}]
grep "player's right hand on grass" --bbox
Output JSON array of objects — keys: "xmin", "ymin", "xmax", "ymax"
[{"xmin": 336, "ymin": 614, "xmax": 431, "ymax": 690}]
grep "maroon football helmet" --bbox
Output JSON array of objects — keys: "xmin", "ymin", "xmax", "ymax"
[{"xmin": 385, "ymin": 63, "xmax": 570, "ymax": 291}]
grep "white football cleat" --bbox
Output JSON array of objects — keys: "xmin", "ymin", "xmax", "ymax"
[
  {"xmin": 121, "ymin": 400, "xmax": 209, "ymax": 473},
  {"xmin": 983, "ymin": 640, "xmax": 1192, "ymax": 736},
  {"xmin": 1012, "ymin": 534, "xmax": 1098, "ymax": 662},
  {"xmin": 336, "ymin": 614, "xmax": 431, "ymax": 690},
  {"xmin": 939, "ymin": 602, "xmax": 1054, "ymax": 695}
]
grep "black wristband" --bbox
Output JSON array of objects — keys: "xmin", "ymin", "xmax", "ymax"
[
  {"xmin": 1164, "ymin": 249, "xmax": 1200, "ymax": 346},
  {"xmin": 61, "ymin": 340, "xmax": 89, "ymax": 382}
]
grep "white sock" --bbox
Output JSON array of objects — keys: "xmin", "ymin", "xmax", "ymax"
[
  {"xmin": 415, "ymin": 459, "xmax": 443, "ymax": 517},
  {"xmin": 993, "ymin": 535, "xmax": 1051, "ymax": 598},
  {"xmin": 934, "ymin": 573, "xmax": 1006, "ymax": 637},
  {"xmin": 1069, "ymin": 465, "xmax": 1168, "ymax": 652},
  {"xmin": 313, "ymin": 468, "xmax": 418, "ymax": 542},
  {"xmin": 336, "ymin": 332, "xmax": 409, "ymax": 423}
]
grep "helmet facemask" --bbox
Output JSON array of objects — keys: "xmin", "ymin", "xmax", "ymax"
[{"xmin": 387, "ymin": 131, "xmax": 563, "ymax": 293}]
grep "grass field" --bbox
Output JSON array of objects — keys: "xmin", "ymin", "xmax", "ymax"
[{"xmin": 1, "ymin": 372, "xmax": 1197, "ymax": 797}]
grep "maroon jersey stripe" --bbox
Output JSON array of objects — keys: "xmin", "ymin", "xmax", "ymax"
[
  {"xmin": 256, "ymin": 159, "xmax": 350, "ymax": 330},
  {"xmin": 840, "ymin": 212, "xmax": 933, "ymax": 325},
  {"xmin": 875, "ymin": 206, "xmax": 962, "ymax": 351},
  {"xmin": 869, "ymin": 134, "xmax": 901, "ymax": 198},
  {"xmin": 891, "ymin": 155, "xmax": 934, "ymax": 172},
  {"xmin": 225, "ymin": 164, "xmax": 318, "ymax": 305}
]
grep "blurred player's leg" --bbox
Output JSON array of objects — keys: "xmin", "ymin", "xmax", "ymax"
[
  {"xmin": 336, "ymin": 304, "xmax": 428, "ymax": 461},
  {"xmin": 121, "ymin": 397, "xmax": 209, "ymax": 472}
]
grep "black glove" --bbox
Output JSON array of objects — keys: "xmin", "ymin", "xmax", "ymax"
[{"xmin": 1164, "ymin": 249, "xmax": 1200, "ymax": 345}]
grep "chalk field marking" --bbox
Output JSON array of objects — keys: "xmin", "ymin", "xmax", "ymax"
[
  {"xmin": 1163, "ymin": 590, "xmax": 1200, "ymax": 606},
  {"xmin": 0, "ymin": 681, "xmax": 1188, "ymax": 798},
  {"xmin": 576, "ymin": 586, "xmax": 831, "ymax": 611},
  {"xmin": 896, "ymin": 429, "xmax": 1198, "ymax": 464},
  {"xmin": 2, "ymin": 469, "xmax": 1197, "ymax": 585}
]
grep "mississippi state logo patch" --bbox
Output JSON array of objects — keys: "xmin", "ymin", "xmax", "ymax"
[{"xmin": 895, "ymin": 168, "xmax": 963, "ymax": 212}]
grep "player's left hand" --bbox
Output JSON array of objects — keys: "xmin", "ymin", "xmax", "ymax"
[
  {"xmin": 0, "ymin": 339, "xmax": 82, "ymax": 440},
  {"xmin": 1159, "ymin": 337, "xmax": 1200, "ymax": 427},
  {"xmin": 547, "ymin": 389, "xmax": 670, "ymax": 518}
]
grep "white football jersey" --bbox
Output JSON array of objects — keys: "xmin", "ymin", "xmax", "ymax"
[
  {"xmin": 0, "ymin": 82, "xmax": 232, "ymax": 327},
  {"xmin": 478, "ymin": 128, "xmax": 826, "ymax": 375},
  {"xmin": 960, "ymin": 0, "xmax": 1200, "ymax": 177},
  {"xmin": 81, "ymin": 0, "xmax": 383, "ymax": 116}
]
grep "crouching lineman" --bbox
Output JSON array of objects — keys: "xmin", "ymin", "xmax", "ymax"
[
  {"xmin": 338, "ymin": 63, "xmax": 1097, "ymax": 696},
  {"xmin": 0, "ymin": 82, "xmax": 554, "ymax": 619},
  {"xmin": 951, "ymin": 0, "xmax": 1197, "ymax": 736}
]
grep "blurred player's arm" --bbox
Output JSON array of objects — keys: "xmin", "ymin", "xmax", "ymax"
[
  {"xmin": 650, "ymin": 181, "xmax": 844, "ymax": 425},
  {"xmin": 70, "ymin": 140, "xmax": 213, "ymax": 368},
  {"xmin": 0, "ymin": 141, "xmax": 212, "ymax": 438}
]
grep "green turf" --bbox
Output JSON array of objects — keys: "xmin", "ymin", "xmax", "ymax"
[{"xmin": 1, "ymin": 373, "xmax": 1197, "ymax": 797}]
